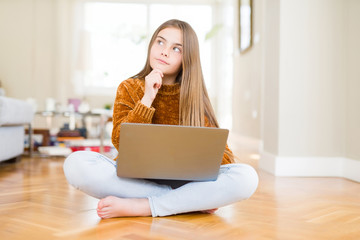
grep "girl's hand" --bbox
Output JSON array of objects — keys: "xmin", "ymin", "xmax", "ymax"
[{"xmin": 141, "ymin": 69, "xmax": 164, "ymax": 108}]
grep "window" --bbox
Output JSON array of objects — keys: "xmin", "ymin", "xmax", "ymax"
[{"xmin": 77, "ymin": 2, "xmax": 212, "ymax": 94}]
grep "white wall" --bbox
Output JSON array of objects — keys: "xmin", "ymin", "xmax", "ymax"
[
  {"xmin": 261, "ymin": 0, "xmax": 280, "ymax": 156},
  {"xmin": 231, "ymin": 0, "xmax": 283, "ymax": 158},
  {"xmin": 232, "ymin": 0, "xmax": 263, "ymax": 141},
  {"xmin": 345, "ymin": 0, "xmax": 360, "ymax": 161},
  {"xmin": 0, "ymin": 0, "xmax": 54, "ymax": 109},
  {"xmin": 278, "ymin": 0, "xmax": 346, "ymax": 157},
  {"xmin": 232, "ymin": 0, "xmax": 360, "ymax": 164},
  {"xmin": 0, "ymin": 0, "xmax": 114, "ymax": 111},
  {"xmin": 254, "ymin": 0, "xmax": 360, "ymax": 181}
]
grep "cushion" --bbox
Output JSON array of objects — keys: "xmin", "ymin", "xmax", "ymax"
[{"xmin": 0, "ymin": 97, "xmax": 34, "ymax": 126}]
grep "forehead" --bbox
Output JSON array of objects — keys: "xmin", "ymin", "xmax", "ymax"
[{"xmin": 157, "ymin": 27, "xmax": 183, "ymax": 45}]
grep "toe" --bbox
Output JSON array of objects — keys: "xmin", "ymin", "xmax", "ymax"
[
  {"xmin": 97, "ymin": 199, "xmax": 105, "ymax": 210},
  {"xmin": 97, "ymin": 210, "xmax": 108, "ymax": 219}
]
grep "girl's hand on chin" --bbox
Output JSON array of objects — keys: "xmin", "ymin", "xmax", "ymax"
[{"xmin": 141, "ymin": 69, "xmax": 164, "ymax": 107}]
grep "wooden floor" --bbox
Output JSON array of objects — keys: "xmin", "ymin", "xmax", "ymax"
[{"xmin": 0, "ymin": 148, "xmax": 359, "ymax": 240}]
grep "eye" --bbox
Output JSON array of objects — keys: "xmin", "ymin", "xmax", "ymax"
[
  {"xmin": 173, "ymin": 47, "xmax": 181, "ymax": 53},
  {"xmin": 158, "ymin": 40, "xmax": 164, "ymax": 45}
]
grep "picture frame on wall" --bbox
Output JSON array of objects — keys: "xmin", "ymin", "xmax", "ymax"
[{"xmin": 239, "ymin": 0, "xmax": 253, "ymax": 53}]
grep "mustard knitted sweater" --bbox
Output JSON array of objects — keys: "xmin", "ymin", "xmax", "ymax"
[{"xmin": 111, "ymin": 78, "xmax": 233, "ymax": 165}]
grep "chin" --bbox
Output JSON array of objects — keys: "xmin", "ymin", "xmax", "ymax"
[
  {"xmin": 150, "ymin": 64, "xmax": 164, "ymax": 72},
  {"xmin": 155, "ymin": 67, "xmax": 169, "ymax": 75}
]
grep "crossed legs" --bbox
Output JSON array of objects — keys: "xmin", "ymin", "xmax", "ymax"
[{"xmin": 63, "ymin": 151, "xmax": 258, "ymax": 218}]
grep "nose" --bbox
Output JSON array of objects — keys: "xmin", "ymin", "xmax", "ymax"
[{"xmin": 161, "ymin": 47, "xmax": 169, "ymax": 57}]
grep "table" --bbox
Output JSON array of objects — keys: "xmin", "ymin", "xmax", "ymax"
[{"xmin": 31, "ymin": 110, "xmax": 112, "ymax": 155}]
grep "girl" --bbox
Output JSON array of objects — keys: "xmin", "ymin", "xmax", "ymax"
[{"xmin": 63, "ymin": 19, "xmax": 258, "ymax": 218}]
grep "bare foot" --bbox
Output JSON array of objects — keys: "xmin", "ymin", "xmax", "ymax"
[
  {"xmin": 96, "ymin": 196, "xmax": 151, "ymax": 219},
  {"xmin": 201, "ymin": 208, "xmax": 218, "ymax": 214}
]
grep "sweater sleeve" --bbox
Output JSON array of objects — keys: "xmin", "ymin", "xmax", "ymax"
[
  {"xmin": 204, "ymin": 117, "xmax": 234, "ymax": 165},
  {"xmin": 111, "ymin": 80, "xmax": 155, "ymax": 153}
]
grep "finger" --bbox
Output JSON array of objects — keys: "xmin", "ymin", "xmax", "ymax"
[
  {"xmin": 153, "ymin": 68, "xmax": 164, "ymax": 77},
  {"xmin": 151, "ymin": 74, "xmax": 161, "ymax": 88},
  {"xmin": 157, "ymin": 78, "xmax": 162, "ymax": 89},
  {"xmin": 155, "ymin": 82, "xmax": 161, "ymax": 89},
  {"xmin": 152, "ymin": 77, "xmax": 160, "ymax": 89}
]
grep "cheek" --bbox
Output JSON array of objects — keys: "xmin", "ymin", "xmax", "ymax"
[
  {"xmin": 149, "ymin": 47, "xmax": 157, "ymax": 66},
  {"xmin": 175, "ymin": 55, "xmax": 182, "ymax": 67},
  {"xmin": 149, "ymin": 46, "xmax": 156, "ymax": 57},
  {"xmin": 149, "ymin": 44, "xmax": 158, "ymax": 57},
  {"xmin": 151, "ymin": 43, "xmax": 162, "ymax": 54}
]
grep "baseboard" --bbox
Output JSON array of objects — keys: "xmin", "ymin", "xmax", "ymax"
[
  {"xmin": 343, "ymin": 157, "xmax": 360, "ymax": 182},
  {"xmin": 259, "ymin": 151, "xmax": 360, "ymax": 182}
]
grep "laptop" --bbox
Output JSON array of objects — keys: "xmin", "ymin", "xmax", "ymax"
[{"xmin": 116, "ymin": 123, "xmax": 229, "ymax": 181}]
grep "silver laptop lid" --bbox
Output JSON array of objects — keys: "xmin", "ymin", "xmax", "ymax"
[{"xmin": 116, "ymin": 123, "xmax": 229, "ymax": 181}]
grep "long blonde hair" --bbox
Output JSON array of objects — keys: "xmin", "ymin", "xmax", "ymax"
[{"xmin": 133, "ymin": 19, "xmax": 234, "ymax": 162}]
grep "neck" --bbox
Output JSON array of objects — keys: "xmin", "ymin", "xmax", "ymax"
[{"xmin": 162, "ymin": 75, "xmax": 177, "ymax": 85}]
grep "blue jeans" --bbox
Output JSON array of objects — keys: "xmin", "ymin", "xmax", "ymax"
[{"xmin": 63, "ymin": 151, "xmax": 258, "ymax": 217}]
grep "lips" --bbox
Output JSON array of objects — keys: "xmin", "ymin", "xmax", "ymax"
[{"xmin": 156, "ymin": 58, "xmax": 169, "ymax": 65}]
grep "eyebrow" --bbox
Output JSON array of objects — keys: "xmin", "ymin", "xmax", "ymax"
[{"xmin": 157, "ymin": 35, "xmax": 183, "ymax": 47}]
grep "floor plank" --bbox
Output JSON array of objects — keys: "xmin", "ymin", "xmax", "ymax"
[{"xmin": 0, "ymin": 150, "xmax": 359, "ymax": 240}]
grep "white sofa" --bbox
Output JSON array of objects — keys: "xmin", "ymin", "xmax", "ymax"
[{"xmin": 0, "ymin": 97, "xmax": 34, "ymax": 162}]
